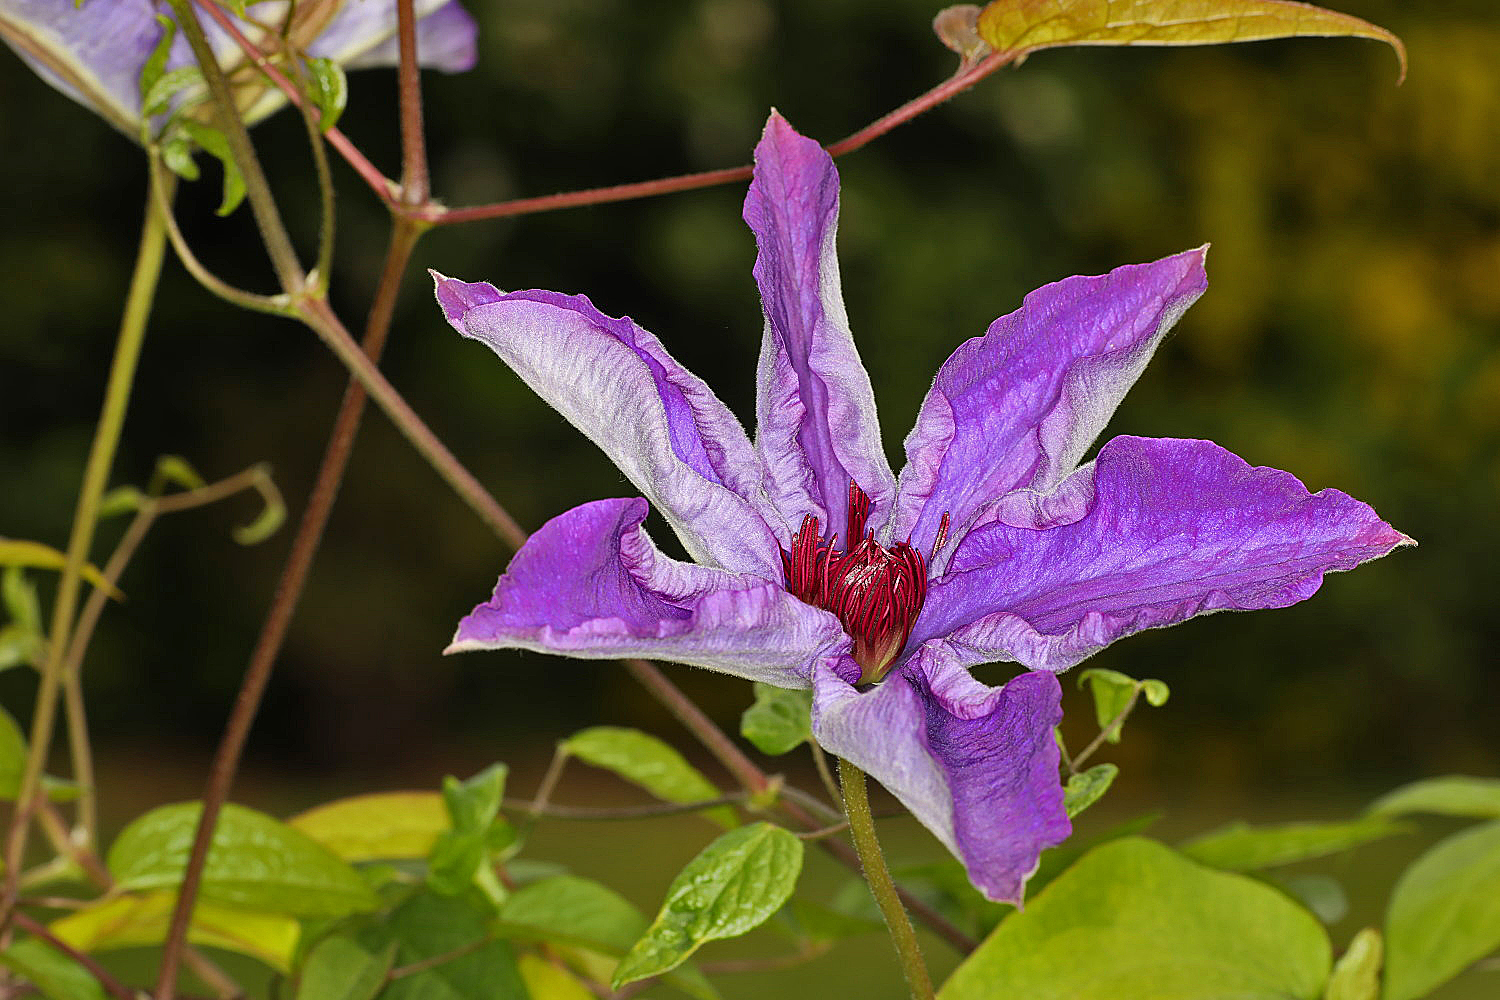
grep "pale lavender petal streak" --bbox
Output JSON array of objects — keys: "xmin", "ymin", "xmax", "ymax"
[
  {"xmin": 2, "ymin": 0, "xmax": 476, "ymax": 136},
  {"xmin": 0, "ymin": 0, "xmax": 169, "ymax": 134},
  {"xmin": 812, "ymin": 646, "xmax": 1068, "ymax": 904},
  {"xmin": 317, "ymin": 0, "xmax": 478, "ymax": 73},
  {"xmin": 918, "ymin": 435, "xmax": 1414, "ymax": 671},
  {"xmin": 893, "ymin": 249, "xmax": 1208, "ymax": 558},
  {"xmin": 434, "ymin": 274, "xmax": 786, "ymax": 577},
  {"xmin": 449, "ymin": 498, "xmax": 848, "ymax": 688},
  {"xmin": 747, "ymin": 112, "xmax": 895, "ymax": 536}
]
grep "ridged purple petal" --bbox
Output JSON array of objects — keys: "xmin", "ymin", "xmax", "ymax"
[
  {"xmin": 811, "ymin": 645, "xmax": 1069, "ymax": 904},
  {"xmin": 893, "ymin": 249, "xmax": 1208, "ymax": 560},
  {"xmin": 434, "ymin": 274, "xmax": 787, "ymax": 577},
  {"xmin": 914, "ymin": 435, "xmax": 1413, "ymax": 671},
  {"xmin": 449, "ymin": 498, "xmax": 848, "ymax": 688},
  {"xmin": 747, "ymin": 112, "xmax": 896, "ymax": 538}
]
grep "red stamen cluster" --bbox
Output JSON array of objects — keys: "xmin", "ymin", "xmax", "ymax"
[{"xmin": 780, "ymin": 483, "xmax": 947, "ymax": 685}]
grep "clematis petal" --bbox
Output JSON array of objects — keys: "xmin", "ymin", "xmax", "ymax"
[
  {"xmin": 449, "ymin": 498, "xmax": 849, "ymax": 689},
  {"xmin": 314, "ymin": 0, "xmax": 478, "ymax": 73},
  {"xmin": 914, "ymin": 435, "xmax": 1413, "ymax": 672},
  {"xmin": 811, "ymin": 645, "xmax": 1069, "ymax": 905},
  {"xmin": 0, "ymin": 0, "xmax": 175, "ymax": 135},
  {"xmin": 0, "ymin": 0, "xmax": 476, "ymax": 137},
  {"xmin": 434, "ymin": 275, "xmax": 788, "ymax": 577},
  {"xmin": 892, "ymin": 249, "xmax": 1208, "ymax": 559},
  {"xmin": 746, "ymin": 111, "xmax": 896, "ymax": 537}
]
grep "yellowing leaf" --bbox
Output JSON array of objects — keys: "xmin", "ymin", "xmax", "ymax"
[
  {"xmin": 517, "ymin": 954, "xmax": 595, "ymax": 1000},
  {"xmin": 49, "ymin": 891, "xmax": 299, "ymax": 972},
  {"xmin": 0, "ymin": 539, "xmax": 122, "ymax": 600},
  {"xmin": 976, "ymin": 0, "xmax": 1405, "ymax": 81},
  {"xmin": 288, "ymin": 791, "xmax": 449, "ymax": 862}
]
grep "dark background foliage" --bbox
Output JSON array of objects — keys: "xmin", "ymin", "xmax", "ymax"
[{"xmin": 1, "ymin": 0, "xmax": 1495, "ymax": 952}]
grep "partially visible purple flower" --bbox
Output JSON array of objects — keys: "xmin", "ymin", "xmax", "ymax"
[
  {"xmin": 0, "ymin": 0, "xmax": 477, "ymax": 138},
  {"xmin": 431, "ymin": 113, "xmax": 1410, "ymax": 904}
]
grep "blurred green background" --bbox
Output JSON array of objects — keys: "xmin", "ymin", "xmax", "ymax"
[{"xmin": 2, "ymin": 0, "xmax": 1497, "ymax": 996}]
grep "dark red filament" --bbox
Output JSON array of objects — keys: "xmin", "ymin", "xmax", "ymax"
[{"xmin": 779, "ymin": 483, "xmax": 949, "ymax": 684}]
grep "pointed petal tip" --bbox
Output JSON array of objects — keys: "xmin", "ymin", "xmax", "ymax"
[
  {"xmin": 432, "ymin": 272, "xmax": 505, "ymax": 327},
  {"xmin": 761, "ymin": 107, "xmax": 791, "ymax": 137},
  {"xmin": 754, "ymin": 108, "xmax": 825, "ymax": 168}
]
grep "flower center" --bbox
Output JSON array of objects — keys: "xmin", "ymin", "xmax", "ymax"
[{"xmin": 779, "ymin": 483, "xmax": 948, "ymax": 685}]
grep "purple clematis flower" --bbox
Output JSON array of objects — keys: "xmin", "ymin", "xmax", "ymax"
[
  {"xmin": 431, "ymin": 113, "xmax": 1410, "ymax": 904},
  {"xmin": 0, "ymin": 0, "xmax": 477, "ymax": 138}
]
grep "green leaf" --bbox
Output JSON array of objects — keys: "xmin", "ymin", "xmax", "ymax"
[
  {"xmin": 939, "ymin": 838, "xmax": 1331, "ymax": 1000},
  {"xmin": 1278, "ymin": 873, "xmax": 1349, "ymax": 925},
  {"xmin": 0, "ymin": 704, "xmax": 29, "ymax": 800},
  {"xmin": 496, "ymin": 874, "xmax": 643, "ymax": 953},
  {"xmin": 138, "ymin": 14, "xmax": 177, "ymax": 108},
  {"xmin": 495, "ymin": 874, "xmax": 717, "ymax": 1000},
  {"xmin": 0, "ymin": 938, "xmax": 106, "ymax": 1000},
  {"xmin": 613, "ymin": 822, "xmax": 803, "ymax": 988},
  {"xmin": 1383, "ymin": 819, "xmax": 1500, "ymax": 1000},
  {"xmin": 740, "ymin": 684, "xmax": 812, "ymax": 755},
  {"xmin": 289, "ymin": 791, "xmax": 449, "ymax": 862},
  {"xmin": 161, "ymin": 135, "xmax": 200, "ymax": 181},
  {"xmin": 176, "ymin": 122, "xmax": 247, "ymax": 216},
  {"xmin": 364, "ymin": 893, "xmax": 529, "ymax": 1000},
  {"xmin": 107, "ymin": 801, "xmax": 380, "ymax": 917},
  {"xmin": 740, "ymin": 683, "xmax": 813, "ymax": 755},
  {"xmin": 564, "ymin": 727, "xmax": 735, "ymax": 828},
  {"xmin": 1077, "ymin": 667, "xmax": 1152, "ymax": 743},
  {"xmin": 428, "ymin": 764, "xmax": 513, "ymax": 897},
  {"xmin": 49, "ymin": 891, "xmax": 300, "ymax": 972},
  {"xmin": 505, "ymin": 858, "xmax": 570, "ymax": 887},
  {"xmin": 142, "ymin": 66, "xmax": 203, "ymax": 118},
  {"xmin": 1063, "ymin": 763, "xmax": 1118, "ymax": 818},
  {"xmin": 0, "ymin": 624, "xmax": 43, "ymax": 672},
  {"xmin": 294, "ymin": 934, "xmax": 397, "ymax": 1000},
  {"xmin": 1367, "ymin": 775, "xmax": 1500, "ymax": 821},
  {"xmin": 0, "ymin": 565, "xmax": 42, "ymax": 669},
  {"xmin": 0, "ymin": 538, "xmax": 121, "ymax": 600},
  {"xmin": 4, "ymin": 566, "xmax": 41, "ymax": 631},
  {"xmin": 1141, "ymin": 678, "xmax": 1170, "ymax": 706},
  {"xmin": 975, "ymin": 0, "xmax": 1406, "ymax": 81},
  {"xmin": 1323, "ymin": 927, "xmax": 1381, "ymax": 1000},
  {"xmin": 1180, "ymin": 817, "xmax": 1408, "ymax": 872},
  {"xmin": 304, "ymin": 57, "xmax": 348, "ymax": 133}
]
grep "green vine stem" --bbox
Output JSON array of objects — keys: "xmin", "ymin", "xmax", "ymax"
[
  {"xmin": 0, "ymin": 189, "xmax": 170, "ymax": 922},
  {"xmin": 165, "ymin": 0, "xmax": 304, "ymax": 294},
  {"xmin": 839, "ymin": 757, "xmax": 935, "ymax": 1000},
  {"xmin": 58, "ymin": 464, "xmax": 278, "ymax": 853}
]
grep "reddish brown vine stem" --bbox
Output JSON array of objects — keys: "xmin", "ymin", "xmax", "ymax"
[
  {"xmin": 199, "ymin": 0, "xmax": 1015, "ymax": 225},
  {"xmin": 394, "ymin": 0, "xmax": 431, "ymax": 205}
]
